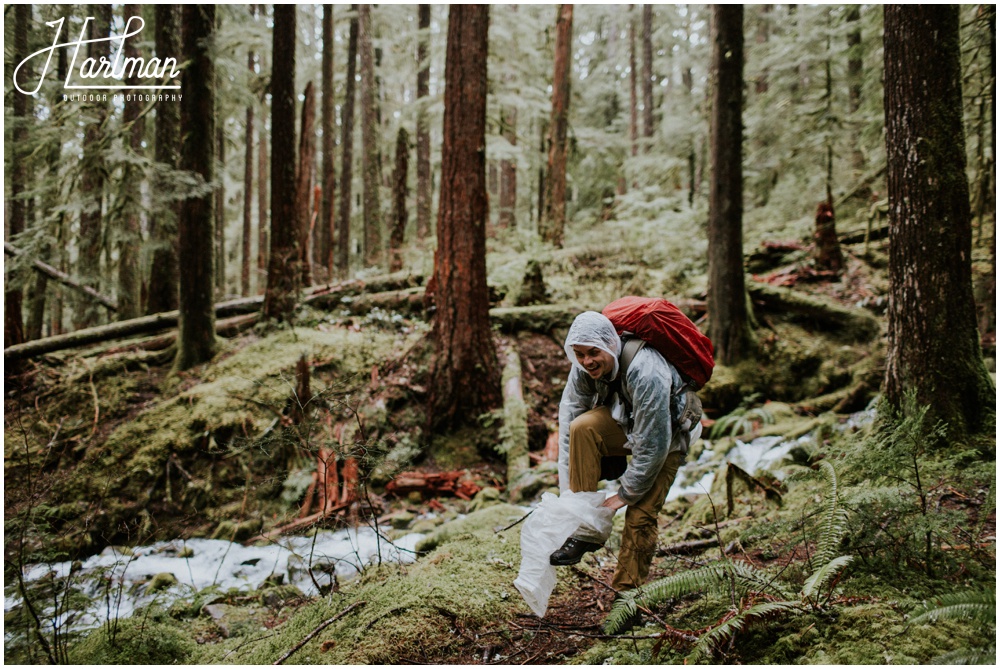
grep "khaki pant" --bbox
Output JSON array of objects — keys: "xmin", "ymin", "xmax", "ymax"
[{"xmin": 568, "ymin": 406, "xmax": 684, "ymax": 591}]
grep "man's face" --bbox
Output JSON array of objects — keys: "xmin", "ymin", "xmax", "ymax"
[{"xmin": 571, "ymin": 344, "xmax": 615, "ymax": 379}]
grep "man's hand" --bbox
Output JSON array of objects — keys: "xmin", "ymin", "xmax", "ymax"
[{"xmin": 601, "ymin": 493, "xmax": 627, "ymax": 511}]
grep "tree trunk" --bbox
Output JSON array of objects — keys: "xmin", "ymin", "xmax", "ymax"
[
  {"xmin": 846, "ymin": 5, "xmax": 864, "ymax": 174},
  {"xmin": 755, "ymin": 4, "xmax": 771, "ymax": 94},
  {"xmin": 389, "ymin": 127, "xmax": 409, "ymax": 273},
  {"xmin": 429, "ymin": 4, "xmax": 501, "ymax": 430},
  {"xmin": 257, "ymin": 97, "xmax": 269, "ymax": 292},
  {"xmin": 883, "ymin": 5, "xmax": 994, "ymax": 439},
  {"xmin": 707, "ymin": 5, "xmax": 753, "ymax": 365},
  {"xmin": 416, "ymin": 4, "xmax": 432, "ymax": 240},
  {"xmin": 641, "ymin": 4, "xmax": 655, "ymax": 145},
  {"xmin": 499, "ymin": 108, "xmax": 518, "ymax": 229},
  {"xmin": 541, "ymin": 4, "xmax": 573, "ymax": 248},
  {"xmin": 359, "ymin": 4, "xmax": 383, "ymax": 267},
  {"xmin": 296, "ymin": 81, "xmax": 317, "ymax": 286},
  {"xmin": 215, "ymin": 123, "xmax": 226, "ymax": 294},
  {"xmin": 321, "ymin": 4, "xmax": 337, "ymax": 275},
  {"xmin": 147, "ymin": 7, "xmax": 181, "ymax": 314},
  {"xmin": 813, "ymin": 201, "xmax": 843, "ymax": 272},
  {"xmin": 629, "ymin": 10, "xmax": 638, "ymax": 161},
  {"xmin": 175, "ymin": 4, "xmax": 218, "ymax": 370},
  {"xmin": 242, "ymin": 33, "xmax": 255, "ymax": 297},
  {"xmin": 263, "ymin": 5, "xmax": 300, "ymax": 322},
  {"xmin": 6, "ymin": 4, "xmax": 31, "ymax": 347},
  {"xmin": 117, "ymin": 5, "xmax": 145, "ymax": 322},
  {"xmin": 74, "ymin": 5, "xmax": 112, "ymax": 331},
  {"xmin": 337, "ymin": 7, "xmax": 359, "ymax": 276}
]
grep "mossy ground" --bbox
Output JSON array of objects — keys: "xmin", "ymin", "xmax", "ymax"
[{"xmin": 6, "ymin": 214, "xmax": 995, "ymax": 665}]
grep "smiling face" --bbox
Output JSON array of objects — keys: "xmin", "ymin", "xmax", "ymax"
[{"xmin": 571, "ymin": 344, "xmax": 616, "ymax": 380}]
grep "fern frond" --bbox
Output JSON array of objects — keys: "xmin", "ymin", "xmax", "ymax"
[
  {"xmin": 685, "ymin": 600, "xmax": 800, "ymax": 663},
  {"xmin": 801, "ymin": 555, "xmax": 853, "ymax": 600},
  {"xmin": 933, "ymin": 645, "xmax": 995, "ymax": 665},
  {"xmin": 813, "ymin": 461, "xmax": 848, "ymax": 567},
  {"xmin": 603, "ymin": 595, "xmax": 639, "ymax": 635},
  {"xmin": 910, "ymin": 589, "xmax": 996, "ymax": 626}
]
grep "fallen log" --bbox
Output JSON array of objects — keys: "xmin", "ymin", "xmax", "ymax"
[
  {"xmin": 747, "ymin": 280, "xmax": 880, "ymax": 342},
  {"xmin": 5, "ymin": 241, "xmax": 117, "ymax": 312},
  {"xmin": 304, "ymin": 272, "xmax": 424, "ymax": 308},
  {"xmin": 384, "ymin": 470, "xmax": 482, "ymax": 501},
  {"xmin": 4, "ymin": 273, "xmax": 421, "ymax": 362},
  {"xmin": 656, "ymin": 537, "xmax": 719, "ymax": 556},
  {"xmin": 5, "ymin": 304, "xmax": 262, "ymax": 362},
  {"xmin": 501, "ymin": 342, "xmax": 531, "ymax": 501}
]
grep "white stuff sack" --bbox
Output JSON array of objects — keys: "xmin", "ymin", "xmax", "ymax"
[{"xmin": 513, "ymin": 490, "xmax": 615, "ymax": 617}]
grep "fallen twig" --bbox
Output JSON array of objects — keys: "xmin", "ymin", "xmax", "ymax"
[
  {"xmin": 272, "ymin": 601, "xmax": 366, "ymax": 665},
  {"xmin": 495, "ymin": 510, "xmax": 533, "ymax": 534}
]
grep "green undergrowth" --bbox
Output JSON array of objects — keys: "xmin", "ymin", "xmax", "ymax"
[
  {"xmin": 6, "ymin": 326, "xmax": 420, "ymax": 559},
  {"xmin": 184, "ymin": 503, "xmax": 526, "ymax": 664}
]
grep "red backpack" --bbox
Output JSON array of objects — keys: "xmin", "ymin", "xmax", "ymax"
[{"xmin": 602, "ymin": 296, "xmax": 715, "ymax": 389}]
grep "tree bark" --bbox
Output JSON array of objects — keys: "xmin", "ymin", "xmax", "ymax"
[
  {"xmin": 257, "ymin": 94, "xmax": 269, "ymax": 291},
  {"xmin": 263, "ymin": 5, "xmax": 300, "ymax": 321},
  {"xmin": 242, "ymin": 29, "xmax": 255, "ymax": 298},
  {"xmin": 336, "ymin": 7, "xmax": 359, "ymax": 276},
  {"xmin": 429, "ymin": 4, "xmax": 501, "ymax": 430},
  {"xmin": 641, "ymin": 4, "xmax": 655, "ymax": 145},
  {"xmin": 296, "ymin": 81, "xmax": 317, "ymax": 286},
  {"xmin": 389, "ymin": 127, "xmax": 409, "ymax": 273},
  {"xmin": 147, "ymin": 7, "xmax": 181, "ymax": 314},
  {"xmin": 215, "ymin": 123, "xmax": 226, "ymax": 294},
  {"xmin": 359, "ymin": 4, "xmax": 383, "ymax": 267},
  {"xmin": 117, "ymin": 5, "xmax": 145, "ymax": 322},
  {"xmin": 707, "ymin": 5, "xmax": 753, "ymax": 365},
  {"xmin": 629, "ymin": 10, "xmax": 638, "ymax": 161},
  {"xmin": 74, "ymin": 5, "xmax": 112, "ymax": 331},
  {"xmin": 499, "ymin": 107, "xmax": 518, "ymax": 229},
  {"xmin": 416, "ymin": 4, "xmax": 432, "ymax": 240},
  {"xmin": 541, "ymin": 4, "xmax": 573, "ymax": 248},
  {"xmin": 6, "ymin": 4, "xmax": 31, "ymax": 347},
  {"xmin": 175, "ymin": 5, "xmax": 218, "ymax": 370},
  {"xmin": 882, "ymin": 5, "xmax": 995, "ymax": 439},
  {"xmin": 754, "ymin": 4, "xmax": 771, "ymax": 94},
  {"xmin": 846, "ymin": 5, "xmax": 864, "ymax": 174},
  {"xmin": 321, "ymin": 4, "xmax": 336, "ymax": 275}
]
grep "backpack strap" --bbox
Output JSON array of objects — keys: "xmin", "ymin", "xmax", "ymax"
[{"xmin": 617, "ymin": 335, "xmax": 701, "ymax": 432}]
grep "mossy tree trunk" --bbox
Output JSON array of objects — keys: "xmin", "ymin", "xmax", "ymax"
[
  {"xmin": 263, "ymin": 5, "xmax": 300, "ymax": 322},
  {"xmin": 242, "ymin": 26, "xmax": 255, "ymax": 298},
  {"xmin": 359, "ymin": 4, "xmax": 383, "ymax": 268},
  {"xmin": 117, "ymin": 4, "xmax": 144, "ymax": 322},
  {"xmin": 707, "ymin": 5, "xmax": 754, "ymax": 365},
  {"xmin": 295, "ymin": 81, "xmax": 316, "ymax": 286},
  {"xmin": 320, "ymin": 3, "xmax": 336, "ymax": 274},
  {"xmin": 641, "ymin": 4, "xmax": 655, "ymax": 146},
  {"xmin": 416, "ymin": 4, "xmax": 432, "ymax": 240},
  {"xmin": 389, "ymin": 127, "xmax": 409, "ymax": 273},
  {"xmin": 74, "ymin": 4, "xmax": 112, "ymax": 331},
  {"xmin": 336, "ymin": 7, "xmax": 359, "ymax": 276},
  {"xmin": 147, "ymin": 7, "xmax": 181, "ymax": 314},
  {"xmin": 6, "ymin": 4, "xmax": 31, "ymax": 347},
  {"xmin": 429, "ymin": 4, "xmax": 501, "ymax": 430},
  {"xmin": 175, "ymin": 4, "xmax": 218, "ymax": 370},
  {"xmin": 883, "ymin": 5, "xmax": 995, "ymax": 440}
]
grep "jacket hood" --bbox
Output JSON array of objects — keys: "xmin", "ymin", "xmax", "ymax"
[{"xmin": 564, "ymin": 311, "xmax": 621, "ymax": 379}]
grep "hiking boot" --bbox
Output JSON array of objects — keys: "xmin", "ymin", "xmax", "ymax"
[{"xmin": 549, "ymin": 537, "xmax": 603, "ymax": 566}]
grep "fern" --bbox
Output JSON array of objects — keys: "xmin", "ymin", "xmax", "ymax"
[
  {"xmin": 801, "ymin": 555, "xmax": 853, "ymax": 601},
  {"xmin": 686, "ymin": 601, "xmax": 800, "ymax": 663},
  {"xmin": 813, "ymin": 460, "xmax": 848, "ymax": 567},
  {"xmin": 909, "ymin": 589, "xmax": 995, "ymax": 626},
  {"xmin": 932, "ymin": 646, "xmax": 995, "ymax": 665}
]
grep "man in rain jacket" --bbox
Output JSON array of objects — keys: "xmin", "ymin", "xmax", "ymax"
[{"xmin": 551, "ymin": 311, "xmax": 702, "ymax": 592}]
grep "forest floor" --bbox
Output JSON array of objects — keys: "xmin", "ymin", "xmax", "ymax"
[{"xmin": 4, "ymin": 218, "xmax": 996, "ymax": 664}]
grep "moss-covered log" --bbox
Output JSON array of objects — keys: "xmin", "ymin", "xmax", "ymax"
[{"xmin": 748, "ymin": 280, "xmax": 879, "ymax": 342}]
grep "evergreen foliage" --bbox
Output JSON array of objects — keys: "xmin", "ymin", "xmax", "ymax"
[
  {"xmin": 604, "ymin": 461, "xmax": 855, "ymax": 663},
  {"xmin": 910, "ymin": 589, "xmax": 995, "ymax": 665}
]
